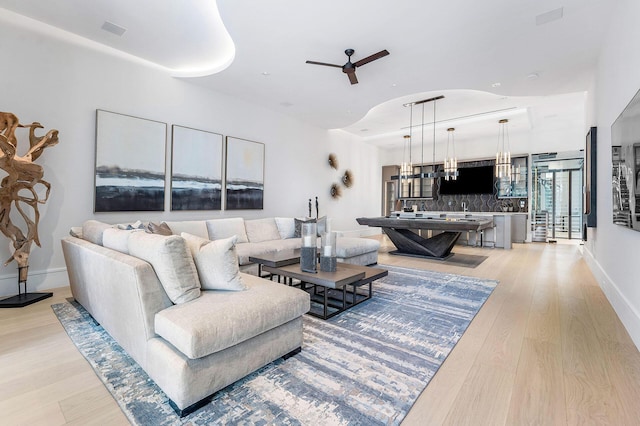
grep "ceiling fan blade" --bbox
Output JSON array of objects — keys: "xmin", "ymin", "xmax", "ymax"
[
  {"xmin": 348, "ymin": 72, "xmax": 358, "ymax": 85},
  {"xmin": 305, "ymin": 60, "xmax": 343, "ymax": 68},
  {"xmin": 353, "ymin": 49, "xmax": 390, "ymax": 67}
]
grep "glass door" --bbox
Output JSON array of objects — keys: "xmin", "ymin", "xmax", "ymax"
[{"xmin": 532, "ymin": 153, "xmax": 584, "ymax": 240}]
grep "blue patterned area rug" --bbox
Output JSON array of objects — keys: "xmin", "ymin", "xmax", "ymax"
[{"xmin": 52, "ymin": 265, "xmax": 497, "ymax": 425}]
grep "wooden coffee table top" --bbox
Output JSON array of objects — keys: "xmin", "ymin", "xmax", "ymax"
[{"xmin": 262, "ymin": 263, "xmax": 365, "ymax": 289}]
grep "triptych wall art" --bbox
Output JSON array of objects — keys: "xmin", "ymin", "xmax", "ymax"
[{"xmin": 94, "ymin": 110, "xmax": 264, "ymax": 212}]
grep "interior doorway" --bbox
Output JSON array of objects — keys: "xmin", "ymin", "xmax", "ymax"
[{"xmin": 532, "ymin": 152, "xmax": 584, "ymax": 240}]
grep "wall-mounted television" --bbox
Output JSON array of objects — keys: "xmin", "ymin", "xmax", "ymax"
[{"xmin": 439, "ymin": 165, "xmax": 495, "ymax": 195}]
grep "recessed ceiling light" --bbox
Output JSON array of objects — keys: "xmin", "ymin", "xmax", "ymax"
[
  {"xmin": 536, "ymin": 7, "xmax": 563, "ymax": 26},
  {"xmin": 492, "ymin": 82, "xmax": 501, "ymax": 88},
  {"xmin": 101, "ymin": 21, "xmax": 127, "ymax": 37},
  {"xmin": 391, "ymin": 83, "xmax": 397, "ymax": 87},
  {"xmin": 261, "ymin": 71, "xmax": 270, "ymax": 76},
  {"xmin": 527, "ymin": 72, "xmax": 540, "ymax": 80}
]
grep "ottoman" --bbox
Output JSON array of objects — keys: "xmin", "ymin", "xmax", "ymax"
[{"xmin": 336, "ymin": 237, "xmax": 380, "ymax": 266}]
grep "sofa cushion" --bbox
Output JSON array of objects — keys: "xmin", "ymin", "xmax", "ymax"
[
  {"xmin": 82, "ymin": 220, "xmax": 112, "ymax": 245},
  {"xmin": 206, "ymin": 218, "xmax": 249, "ymax": 243},
  {"xmin": 154, "ymin": 273, "xmax": 310, "ymax": 359},
  {"xmin": 128, "ymin": 233, "xmax": 201, "ymax": 304},
  {"xmin": 274, "ymin": 217, "xmax": 295, "ymax": 239},
  {"xmin": 235, "ymin": 241, "xmax": 278, "ymax": 265},
  {"xmin": 147, "ymin": 221, "xmax": 173, "ymax": 236},
  {"xmin": 181, "ymin": 233, "xmax": 246, "ymax": 291},
  {"xmin": 335, "ymin": 237, "xmax": 381, "ymax": 258},
  {"xmin": 102, "ymin": 228, "xmax": 142, "ymax": 254},
  {"xmin": 245, "ymin": 218, "xmax": 281, "ymax": 243},
  {"xmin": 274, "ymin": 238, "xmax": 302, "ymax": 251},
  {"xmin": 164, "ymin": 220, "xmax": 209, "ymax": 239}
]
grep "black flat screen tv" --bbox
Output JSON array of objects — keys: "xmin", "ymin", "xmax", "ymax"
[{"xmin": 439, "ymin": 165, "xmax": 495, "ymax": 195}]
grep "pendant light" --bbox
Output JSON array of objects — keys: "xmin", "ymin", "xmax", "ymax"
[
  {"xmin": 400, "ymin": 134, "xmax": 413, "ymax": 178},
  {"xmin": 495, "ymin": 119, "xmax": 512, "ymax": 180},
  {"xmin": 444, "ymin": 127, "xmax": 458, "ymax": 181}
]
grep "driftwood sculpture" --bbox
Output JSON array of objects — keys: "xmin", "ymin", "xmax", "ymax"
[{"xmin": 0, "ymin": 111, "xmax": 58, "ymax": 283}]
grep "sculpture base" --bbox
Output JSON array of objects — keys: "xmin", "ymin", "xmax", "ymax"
[{"xmin": 0, "ymin": 292, "xmax": 52, "ymax": 308}]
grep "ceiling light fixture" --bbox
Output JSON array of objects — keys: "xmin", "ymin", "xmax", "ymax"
[
  {"xmin": 408, "ymin": 95, "xmax": 447, "ymax": 181},
  {"xmin": 400, "ymin": 134, "xmax": 413, "ymax": 179},
  {"xmin": 444, "ymin": 128, "xmax": 458, "ymax": 181},
  {"xmin": 399, "ymin": 106, "xmax": 525, "ymax": 132},
  {"xmin": 495, "ymin": 119, "xmax": 512, "ymax": 180}
]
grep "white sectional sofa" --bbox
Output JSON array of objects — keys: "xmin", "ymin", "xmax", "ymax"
[
  {"xmin": 62, "ymin": 216, "xmax": 379, "ymax": 416},
  {"xmin": 161, "ymin": 217, "xmax": 380, "ymax": 271}
]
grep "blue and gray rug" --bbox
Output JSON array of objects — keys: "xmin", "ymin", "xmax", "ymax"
[{"xmin": 52, "ymin": 265, "xmax": 497, "ymax": 425}]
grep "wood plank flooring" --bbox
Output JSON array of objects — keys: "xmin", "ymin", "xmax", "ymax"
[{"xmin": 1, "ymin": 237, "xmax": 639, "ymax": 425}]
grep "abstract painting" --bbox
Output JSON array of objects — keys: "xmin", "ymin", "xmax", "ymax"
[
  {"xmin": 225, "ymin": 136, "xmax": 264, "ymax": 210},
  {"xmin": 94, "ymin": 110, "xmax": 167, "ymax": 212},
  {"xmin": 171, "ymin": 125, "xmax": 222, "ymax": 210}
]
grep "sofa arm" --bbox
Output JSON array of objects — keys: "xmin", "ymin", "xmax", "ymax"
[{"xmin": 61, "ymin": 236, "xmax": 173, "ymax": 368}]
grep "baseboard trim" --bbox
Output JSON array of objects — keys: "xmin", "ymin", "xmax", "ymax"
[
  {"xmin": 583, "ymin": 248, "xmax": 640, "ymax": 351},
  {"xmin": 0, "ymin": 267, "xmax": 68, "ymax": 298}
]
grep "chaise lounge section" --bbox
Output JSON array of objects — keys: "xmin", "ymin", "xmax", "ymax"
[{"xmin": 62, "ymin": 221, "xmax": 311, "ymax": 416}]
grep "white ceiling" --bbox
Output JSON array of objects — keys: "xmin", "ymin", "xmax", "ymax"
[{"xmin": 0, "ymin": 0, "xmax": 615, "ymax": 146}]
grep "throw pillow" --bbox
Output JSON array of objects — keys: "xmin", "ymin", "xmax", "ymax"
[
  {"xmin": 316, "ymin": 216, "xmax": 328, "ymax": 236},
  {"xmin": 128, "ymin": 233, "xmax": 201, "ymax": 304},
  {"xmin": 245, "ymin": 218, "xmax": 281, "ymax": 243},
  {"xmin": 206, "ymin": 218, "xmax": 249, "ymax": 243},
  {"xmin": 82, "ymin": 220, "xmax": 112, "ymax": 245},
  {"xmin": 147, "ymin": 221, "xmax": 173, "ymax": 236},
  {"xmin": 181, "ymin": 233, "xmax": 246, "ymax": 291},
  {"xmin": 164, "ymin": 220, "xmax": 209, "ymax": 239},
  {"xmin": 116, "ymin": 220, "xmax": 146, "ymax": 230},
  {"xmin": 103, "ymin": 228, "xmax": 142, "ymax": 254},
  {"xmin": 274, "ymin": 217, "xmax": 295, "ymax": 239},
  {"xmin": 69, "ymin": 227, "xmax": 83, "ymax": 239}
]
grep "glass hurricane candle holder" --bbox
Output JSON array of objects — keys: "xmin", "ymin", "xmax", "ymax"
[
  {"xmin": 320, "ymin": 231, "xmax": 337, "ymax": 272},
  {"xmin": 300, "ymin": 222, "xmax": 317, "ymax": 273}
]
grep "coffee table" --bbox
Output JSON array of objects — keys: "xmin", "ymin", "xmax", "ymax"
[
  {"xmin": 261, "ymin": 262, "xmax": 388, "ymax": 319},
  {"xmin": 249, "ymin": 250, "xmax": 301, "ymax": 278}
]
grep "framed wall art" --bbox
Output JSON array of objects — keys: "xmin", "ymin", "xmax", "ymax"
[
  {"xmin": 225, "ymin": 136, "xmax": 264, "ymax": 210},
  {"xmin": 94, "ymin": 110, "xmax": 167, "ymax": 212},
  {"xmin": 611, "ymin": 87, "xmax": 640, "ymax": 231},
  {"xmin": 171, "ymin": 125, "xmax": 223, "ymax": 210}
]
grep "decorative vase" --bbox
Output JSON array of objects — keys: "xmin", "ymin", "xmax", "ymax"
[
  {"xmin": 320, "ymin": 231, "xmax": 337, "ymax": 272},
  {"xmin": 300, "ymin": 222, "xmax": 317, "ymax": 273}
]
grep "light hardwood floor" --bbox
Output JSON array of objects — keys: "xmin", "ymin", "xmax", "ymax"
[{"xmin": 1, "ymin": 238, "xmax": 639, "ymax": 425}]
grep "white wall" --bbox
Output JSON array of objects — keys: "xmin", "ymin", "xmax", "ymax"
[
  {"xmin": 586, "ymin": 0, "xmax": 640, "ymax": 349},
  {"xmin": 0, "ymin": 12, "xmax": 381, "ymax": 296}
]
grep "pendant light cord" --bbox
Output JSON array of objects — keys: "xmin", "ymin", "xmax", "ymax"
[{"xmin": 432, "ymin": 99, "xmax": 437, "ymax": 174}]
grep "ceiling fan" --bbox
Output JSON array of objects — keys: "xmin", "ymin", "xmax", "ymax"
[{"xmin": 306, "ymin": 48, "xmax": 390, "ymax": 85}]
